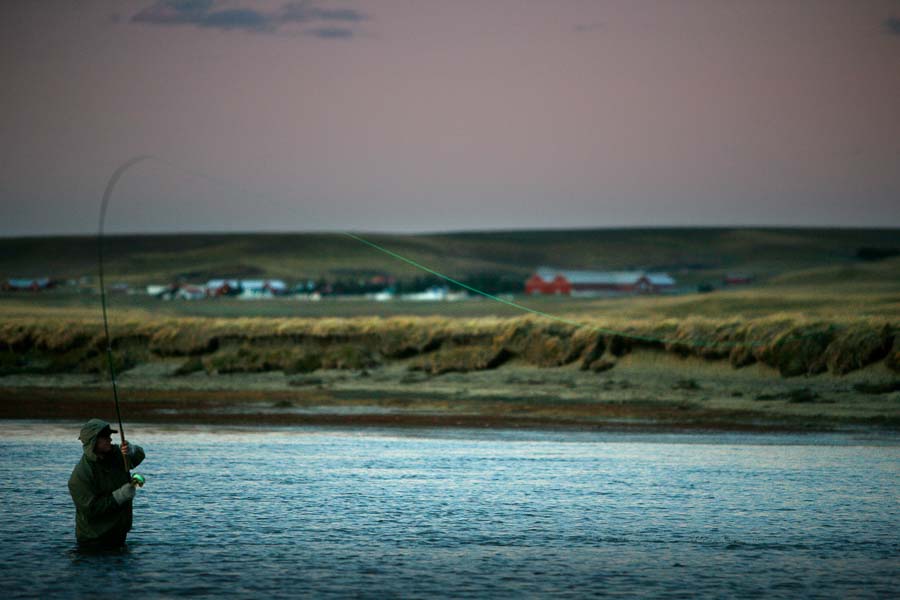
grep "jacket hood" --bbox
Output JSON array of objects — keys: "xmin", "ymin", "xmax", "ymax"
[{"xmin": 78, "ymin": 418, "xmax": 116, "ymax": 461}]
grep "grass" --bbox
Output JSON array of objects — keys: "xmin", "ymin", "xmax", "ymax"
[{"xmin": 0, "ymin": 309, "xmax": 895, "ymax": 379}]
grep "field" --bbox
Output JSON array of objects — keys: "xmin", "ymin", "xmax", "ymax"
[{"xmin": 2, "ymin": 228, "xmax": 898, "ymax": 431}]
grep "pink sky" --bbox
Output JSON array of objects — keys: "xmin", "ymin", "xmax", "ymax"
[{"xmin": 1, "ymin": 0, "xmax": 899, "ymax": 235}]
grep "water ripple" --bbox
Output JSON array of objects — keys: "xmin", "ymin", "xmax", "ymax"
[{"xmin": 0, "ymin": 425, "xmax": 898, "ymax": 598}]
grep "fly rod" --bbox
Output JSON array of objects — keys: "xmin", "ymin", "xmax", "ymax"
[{"xmin": 98, "ymin": 155, "xmax": 151, "ymax": 483}]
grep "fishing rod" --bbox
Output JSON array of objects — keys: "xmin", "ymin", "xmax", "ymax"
[{"xmin": 98, "ymin": 155, "xmax": 152, "ymax": 485}]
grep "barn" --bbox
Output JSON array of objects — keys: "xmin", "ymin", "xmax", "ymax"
[{"xmin": 525, "ymin": 268, "xmax": 675, "ymax": 296}]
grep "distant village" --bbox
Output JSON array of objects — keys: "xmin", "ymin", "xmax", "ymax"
[{"xmin": 2, "ymin": 268, "xmax": 755, "ymax": 300}]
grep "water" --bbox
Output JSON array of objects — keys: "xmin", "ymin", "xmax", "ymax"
[{"xmin": 1, "ymin": 421, "xmax": 898, "ymax": 598}]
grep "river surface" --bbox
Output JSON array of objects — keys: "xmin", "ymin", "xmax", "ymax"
[{"xmin": 1, "ymin": 421, "xmax": 898, "ymax": 598}]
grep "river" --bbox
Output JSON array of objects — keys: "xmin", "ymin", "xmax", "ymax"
[{"xmin": 1, "ymin": 421, "xmax": 897, "ymax": 598}]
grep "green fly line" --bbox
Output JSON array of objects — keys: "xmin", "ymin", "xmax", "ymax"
[{"xmin": 340, "ymin": 232, "xmax": 832, "ymax": 351}]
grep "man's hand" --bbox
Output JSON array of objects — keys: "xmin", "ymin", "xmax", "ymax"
[
  {"xmin": 120, "ymin": 441, "xmax": 129, "ymax": 456},
  {"xmin": 112, "ymin": 482, "xmax": 137, "ymax": 505}
]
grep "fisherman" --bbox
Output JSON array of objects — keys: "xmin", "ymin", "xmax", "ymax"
[{"xmin": 68, "ymin": 418, "xmax": 145, "ymax": 549}]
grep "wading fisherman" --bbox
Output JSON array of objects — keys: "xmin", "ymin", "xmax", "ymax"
[{"xmin": 68, "ymin": 418, "xmax": 145, "ymax": 549}]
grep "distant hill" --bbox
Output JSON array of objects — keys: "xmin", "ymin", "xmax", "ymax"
[{"xmin": 1, "ymin": 228, "xmax": 898, "ymax": 288}]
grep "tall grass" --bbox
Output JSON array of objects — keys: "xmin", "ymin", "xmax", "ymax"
[{"xmin": 1, "ymin": 313, "xmax": 895, "ymax": 378}]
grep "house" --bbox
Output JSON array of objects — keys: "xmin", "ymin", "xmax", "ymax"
[
  {"xmin": 206, "ymin": 279, "xmax": 241, "ymax": 297},
  {"xmin": 146, "ymin": 284, "xmax": 180, "ymax": 299},
  {"xmin": 525, "ymin": 268, "xmax": 675, "ymax": 296},
  {"xmin": 238, "ymin": 279, "xmax": 288, "ymax": 298},
  {"xmin": 368, "ymin": 290, "xmax": 395, "ymax": 302},
  {"xmin": 3, "ymin": 278, "xmax": 52, "ymax": 292},
  {"xmin": 264, "ymin": 280, "xmax": 288, "ymax": 295},
  {"xmin": 175, "ymin": 284, "xmax": 206, "ymax": 301},
  {"xmin": 401, "ymin": 286, "xmax": 467, "ymax": 301}
]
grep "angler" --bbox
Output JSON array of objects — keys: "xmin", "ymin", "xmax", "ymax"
[
  {"xmin": 68, "ymin": 419, "xmax": 146, "ymax": 550},
  {"xmin": 67, "ymin": 157, "xmax": 153, "ymax": 551}
]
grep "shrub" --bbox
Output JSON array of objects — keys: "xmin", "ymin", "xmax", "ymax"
[
  {"xmin": 823, "ymin": 323, "xmax": 892, "ymax": 375},
  {"xmin": 729, "ymin": 345, "xmax": 756, "ymax": 368},
  {"xmin": 0, "ymin": 323, "xmax": 35, "ymax": 353},
  {"xmin": 283, "ymin": 352, "xmax": 322, "ymax": 374},
  {"xmin": 203, "ymin": 346, "xmax": 270, "ymax": 374},
  {"xmin": 579, "ymin": 334, "xmax": 606, "ymax": 370},
  {"xmin": 320, "ymin": 345, "xmax": 378, "ymax": 370},
  {"xmin": 79, "ymin": 350, "xmax": 139, "ymax": 375},
  {"xmin": 494, "ymin": 319, "xmax": 587, "ymax": 367},
  {"xmin": 34, "ymin": 322, "xmax": 93, "ymax": 353},
  {"xmin": 759, "ymin": 324, "xmax": 835, "ymax": 377},
  {"xmin": 149, "ymin": 322, "xmax": 219, "ymax": 356},
  {"xmin": 410, "ymin": 345, "xmax": 510, "ymax": 375}
]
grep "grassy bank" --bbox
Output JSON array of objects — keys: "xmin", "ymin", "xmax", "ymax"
[
  {"xmin": 2, "ymin": 312, "xmax": 897, "ymax": 378},
  {"xmin": 2, "ymin": 311, "xmax": 898, "ymax": 431}
]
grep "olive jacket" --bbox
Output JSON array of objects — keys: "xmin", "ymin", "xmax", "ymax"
[{"xmin": 68, "ymin": 420, "xmax": 145, "ymax": 543}]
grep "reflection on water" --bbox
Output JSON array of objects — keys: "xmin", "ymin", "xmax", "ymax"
[{"xmin": 1, "ymin": 422, "xmax": 897, "ymax": 598}]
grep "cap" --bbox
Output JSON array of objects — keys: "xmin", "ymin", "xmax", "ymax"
[{"xmin": 78, "ymin": 418, "xmax": 118, "ymax": 444}]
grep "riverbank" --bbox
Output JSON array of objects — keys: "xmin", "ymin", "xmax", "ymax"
[
  {"xmin": 2, "ymin": 312, "xmax": 897, "ymax": 432},
  {"xmin": 2, "ymin": 352, "xmax": 897, "ymax": 432}
]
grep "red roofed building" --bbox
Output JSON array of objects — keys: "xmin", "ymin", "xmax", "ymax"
[
  {"xmin": 525, "ymin": 268, "xmax": 675, "ymax": 296},
  {"xmin": 524, "ymin": 273, "xmax": 572, "ymax": 295}
]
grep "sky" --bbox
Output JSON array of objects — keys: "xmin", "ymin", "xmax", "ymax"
[{"xmin": 1, "ymin": 0, "xmax": 899, "ymax": 236}]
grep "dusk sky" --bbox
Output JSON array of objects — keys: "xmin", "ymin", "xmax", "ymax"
[{"xmin": 2, "ymin": 1, "xmax": 899, "ymax": 235}]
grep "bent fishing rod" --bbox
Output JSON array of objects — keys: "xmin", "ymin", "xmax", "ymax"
[{"xmin": 98, "ymin": 155, "xmax": 152, "ymax": 484}]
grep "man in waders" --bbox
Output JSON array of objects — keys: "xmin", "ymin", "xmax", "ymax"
[{"xmin": 68, "ymin": 419, "xmax": 145, "ymax": 549}]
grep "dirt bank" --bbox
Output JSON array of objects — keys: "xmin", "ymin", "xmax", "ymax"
[{"xmin": 2, "ymin": 352, "xmax": 898, "ymax": 432}]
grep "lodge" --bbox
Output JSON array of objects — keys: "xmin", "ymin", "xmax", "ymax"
[{"xmin": 525, "ymin": 268, "xmax": 675, "ymax": 296}]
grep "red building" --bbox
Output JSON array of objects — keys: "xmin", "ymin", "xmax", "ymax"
[{"xmin": 525, "ymin": 268, "xmax": 675, "ymax": 296}]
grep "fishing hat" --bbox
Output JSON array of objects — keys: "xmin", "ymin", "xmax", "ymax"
[{"xmin": 78, "ymin": 418, "xmax": 117, "ymax": 444}]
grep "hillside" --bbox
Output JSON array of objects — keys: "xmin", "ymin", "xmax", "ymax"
[{"xmin": 2, "ymin": 228, "xmax": 898, "ymax": 288}]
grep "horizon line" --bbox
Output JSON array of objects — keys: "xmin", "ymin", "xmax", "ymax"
[{"xmin": 2, "ymin": 223, "xmax": 899, "ymax": 240}]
